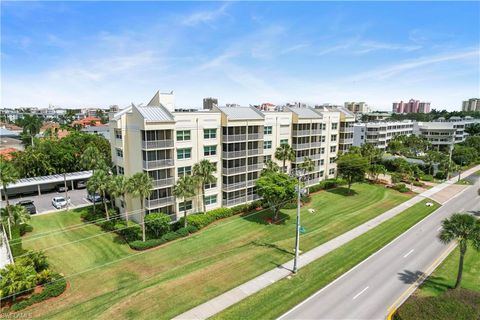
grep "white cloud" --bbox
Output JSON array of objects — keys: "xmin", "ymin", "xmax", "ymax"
[{"xmin": 181, "ymin": 2, "xmax": 230, "ymax": 26}]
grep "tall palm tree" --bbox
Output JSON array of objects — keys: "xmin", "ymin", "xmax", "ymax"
[
  {"xmin": 80, "ymin": 144, "xmax": 105, "ymax": 215},
  {"xmin": 109, "ymin": 175, "xmax": 129, "ymax": 223},
  {"xmin": 20, "ymin": 114, "xmax": 42, "ymax": 147},
  {"xmin": 193, "ymin": 160, "xmax": 217, "ymax": 213},
  {"xmin": 275, "ymin": 144, "xmax": 295, "ymax": 173},
  {"xmin": 6, "ymin": 205, "xmax": 31, "ymax": 227},
  {"xmin": 0, "ymin": 161, "xmax": 19, "ymax": 239},
  {"xmin": 87, "ymin": 170, "xmax": 111, "ymax": 220},
  {"xmin": 128, "ymin": 172, "xmax": 153, "ymax": 242},
  {"xmin": 299, "ymin": 157, "xmax": 315, "ymax": 173},
  {"xmin": 438, "ymin": 213, "xmax": 480, "ymax": 289},
  {"xmin": 173, "ymin": 175, "xmax": 196, "ymax": 228},
  {"xmin": 262, "ymin": 160, "xmax": 279, "ymax": 175}
]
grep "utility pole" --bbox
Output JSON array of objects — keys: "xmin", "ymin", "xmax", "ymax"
[{"xmin": 293, "ymin": 170, "xmax": 302, "ymax": 274}]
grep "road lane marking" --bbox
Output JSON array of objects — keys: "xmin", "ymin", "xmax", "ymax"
[
  {"xmin": 436, "ymin": 226, "xmax": 442, "ymax": 231},
  {"xmin": 403, "ymin": 249, "xmax": 414, "ymax": 258},
  {"xmin": 352, "ymin": 286, "xmax": 369, "ymax": 300}
]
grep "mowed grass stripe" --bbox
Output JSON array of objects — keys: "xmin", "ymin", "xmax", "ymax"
[{"xmin": 22, "ymin": 183, "xmax": 410, "ymax": 319}]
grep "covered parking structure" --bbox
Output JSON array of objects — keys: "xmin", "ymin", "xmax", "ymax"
[{"xmin": 1, "ymin": 171, "xmax": 93, "ymax": 200}]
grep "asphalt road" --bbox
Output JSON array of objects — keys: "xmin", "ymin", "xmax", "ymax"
[{"xmin": 280, "ymin": 174, "xmax": 480, "ymax": 320}]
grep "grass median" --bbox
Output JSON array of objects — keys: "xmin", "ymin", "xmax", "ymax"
[
  {"xmin": 21, "ymin": 183, "xmax": 411, "ymax": 319},
  {"xmin": 213, "ymin": 199, "xmax": 440, "ymax": 320}
]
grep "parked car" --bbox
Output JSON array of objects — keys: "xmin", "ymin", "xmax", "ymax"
[
  {"xmin": 56, "ymin": 184, "xmax": 69, "ymax": 193},
  {"xmin": 52, "ymin": 196, "xmax": 70, "ymax": 209},
  {"xmin": 87, "ymin": 193, "xmax": 102, "ymax": 203},
  {"xmin": 17, "ymin": 200, "xmax": 37, "ymax": 215},
  {"xmin": 76, "ymin": 180, "xmax": 87, "ymax": 189}
]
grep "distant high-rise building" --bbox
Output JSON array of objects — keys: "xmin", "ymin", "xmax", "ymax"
[
  {"xmin": 203, "ymin": 97, "xmax": 218, "ymax": 110},
  {"xmin": 462, "ymin": 98, "xmax": 480, "ymax": 112},
  {"xmin": 392, "ymin": 99, "xmax": 430, "ymax": 113},
  {"xmin": 256, "ymin": 103, "xmax": 276, "ymax": 112},
  {"xmin": 344, "ymin": 102, "xmax": 370, "ymax": 113}
]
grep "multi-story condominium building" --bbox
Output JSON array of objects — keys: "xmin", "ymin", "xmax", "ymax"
[
  {"xmin": 462, "ymin": 98, "xmax": 480, "ymax": 112},
  {"xmin": 353, "ymin": 121, "xmax": 414, "ymax": 150},
  {"xmin": 392, "ymin": 99, "xmax": 430, "ymax": 114},
  {"xmin": 344, "ymin": 102, "xmax": 370, "ymax": 114},
  {"xmin": 110, "ymin": 91, "xmax": 346, "ymax": 222}
]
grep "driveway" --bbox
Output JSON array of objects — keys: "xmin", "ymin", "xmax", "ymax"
[{"xmin": 1, "ymin": 188, "xmax": 92, "ymax": 215}]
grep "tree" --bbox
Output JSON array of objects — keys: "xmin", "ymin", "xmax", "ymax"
[
  {"xmin": 299, "ymin": 157, "xmax": 315, "ymax": 173},
  {"xmin": 2, "ymin": 205, "xmax": 30, "ymax": 227},
  {"xmin": 465, "ymin": 123, "xmax": 480, "ymax": 136},
  {"xmin": 19, "ymin": 114, "xmax": 42, "ymax": 147},
  {"xmin": 336, "ymin": 153, "xmax": 369, "ymax": 194},
  {"xmin": 128, "ymin": 172, "xmax": 153, "ymax": 242},
  {"xmin": 87, "ymin": 170, "xmax": 111, "ymax": 219},
  {"xmin": 0, "ymin": 161, "xmax": 19, "ymax": 239},
  {"xmin": 274, "ymin": 144, "xmax": 295, "ymax": 173},
  {"xmin": 81, "ymin": 143, "xmax": 106, "ymax": 215},
  {"xmin": 109, "ymin": 175, "xmax": 129, "ymax": 222},
  {"xmin": 424, "ymin": 151, "xmax": 445, "ymax": 175},
  {"xmin": 193, "ymin": 160, "xmax": 217, "ymax": 213},
  {"xmin": 262, "ymin": 160, "xmax": 279, "ymax": 174},
  {"xmin": 452, "ymin": 145, "xmax": 478, "ymax": 166},
  {"xmin": 173, "ymin": 175, "xmax": 196, "ymax": 228},
  {"xmin": 367, "ymin": 164, "xmax": 387, "ymax": 181},
  {"xmin": 438, "ymin": 213, "xmax": 480, "ymax": 289},
  {"xmin": 0, "ymin": 263, "xmax": 37, "ymax": 301},
  {"xmin": 11, "ymin": 147, "xmax": 55, "ymax": 178},
  {"xmin": 256, "ymin": 172, "xmax": 297, "ymax": 221},
  {"xmin": 360, "ymin": 143, "xmax": 382, "ymax": 165},
  {"xmin": 145, "ymin": 213, "xmax": 171, "ymax": 239}
]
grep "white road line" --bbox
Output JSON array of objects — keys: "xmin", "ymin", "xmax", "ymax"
[
  {"xmin": 403, "ymin": 249, "xmax": 414, "ymax": 258},
  {"xmin": 352, "ymin": 286, "xmax": 369, "ymax": 300},
  {"xmin": 437, "ymin": 226, "xmax": 442, "ymax": 231}
]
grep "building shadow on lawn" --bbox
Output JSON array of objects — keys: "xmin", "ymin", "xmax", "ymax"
[
  {"xmin": 326, "ymin": 187, "xmax": 358, "ymax": 197},
  {"xmin": 398, "ymin": 269, "xmax": 425, "ymax": 284},
  {"xmin": 242, "ymin": 209, "xmax": 290, "ymax": 225}
]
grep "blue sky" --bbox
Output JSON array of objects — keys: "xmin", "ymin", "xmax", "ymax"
[{"xmin": 1, "ymin": 1, "xmax": 479, "ymax": 110}]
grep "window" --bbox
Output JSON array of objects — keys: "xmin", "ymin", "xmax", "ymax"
[
  {"xmin": 331, "ymin": 123, "xmax": 338, "ymax": 130},
  {"xmin": 204, "ymin": 145, "xmax": 217, "ymax": 156},
  {"xmin": 116, "ymin": 148, "xmax": 123, "ymax": 157},
  {"xmin": 179, "ymin": 200, "xmax": 192, "ymax": 212},
  {"xmin": 115, "ymin": 129, "xmax": 122, "ymax": 140},
  {"xmin": 320, "ymin": 147, "xmax": 325, "ymax": 154},
  {"xmin": 176, "ymin": 130, "xmax": 191, "ymax": 141},
  {"xmin": 204, "ymin": 128, "xmax": 217, "ymax": 139},
  {"xmin": 264, "ymin": 126, "xmax": 272, "ymax": 135},
  {"xmin": 321, "ymin": 136, "xmax": 326, "ymax": 142},
  {"xmin": 320, "ymin": 159, "xmax": 324, "ymax": 165},
  {"xmin": 205, "ymin": 195, "xmax": 217, "ymax": 205},
  {"xmin": 177, "ymin": 148, "xmax": 191, "ymax": 160},
  {"xmin": 331, "ymin": 134, "xmax": 337, "ymax": 142},
  {"xmin": 264, "ymin": 141, "xmax": 272, "ymax": 149},
  {"xmin": 329, "ymin": 157, "xmax": 336, "ymax": 164},
  {"xmin": 117, "ymin": 166, "xmax": 124, "ymax": 175},
  {"xmin": 205, "ymin": 182, "xmax": 217, "ymax": 190},
  {"xmin": 322, "ymin": 124, "xmax": 326, "ymax": 130},
  {"xmin": 329, "ymin": 168, "xmax": 335, "ymax": 175},
  {"xmin": 330, "ymin": 146, "xmax": 336, "ymax": 153},
  {"xmin": 280, "ymin": 139, "xmax": 288, "ymax": 145},
  {"xmin": 178, "ymin": 166, "xmax": 192, "ymax": 177},
  {"xmin": 264, "ymin": 155, "xmax": 272, "ymax": 163}
]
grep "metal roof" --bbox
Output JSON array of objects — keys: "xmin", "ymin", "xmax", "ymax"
[
  {"xmin": 7, "ymin": 171, "xmax": 93, "ymax": 189},
  {"xmin": 136, "ymin": 105, "xmax": 174, "ymax": 122},
  {"xmin": 0, "ymin": 128, "xmax": 20, "ymax": 137},
  {"xmin": 285, "ymin": 106, "xmax": 323, "ymax": 119},
  {"xmin": 218, "ymin": 106, "xmax": 264, "ymax": 120}
]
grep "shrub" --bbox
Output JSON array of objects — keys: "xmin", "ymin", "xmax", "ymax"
[
  {"xmin": 10, "ymin": 273, "xmax": 67, "ymax": 311},
  {"xmin": 392, "ymin": 183, "xmax": 409, "ymax": 193},
  {"xmin": 145, "ymin": 213, "xmax": 171, "ymax": 239},
  {"xmin": 309, "ymin": 184, "xmax": 323, "ymax": 193},
  {"xmin": 9, "ymin": 225, "xmax": 24, "ymax": 257},
  {"xmin": 17, "ymin": 250, "xmax": 49, "ymax": 272},
  {"xmin": 116, "ymin": 223, "xmax": 142, "ymax": 242},
  {"xmin": 19, "ymin": 224, "xmax": 33, "ymax": 236},
  {"xmin": 80, "ymin": 208, "xmax": 104, "ymax": 222},
  {"xmin": 413, "ymin": 181, "xmax": 424, "ymax": 187},
  {"xmin": 283, "ymin": 202, "xmax": 297, "ymax": 210},
  {"xmin": 391, "ymin": 173, "xmax": 402, "ymax": 184},
  {"xmin": 129, "ymin": 238, "xmax": 166, "ymax": 251},
  {"xmin": 421, "ymin": 174, "xmax": 434, "ymax": 182},
  {"xmin": 185, "ymin": 214, "xmax": 216, "ymax": 230},
  {"xmin": 176, "ymin": 227, "xmax": 189, "ymax": 237},
  {"xmin": 35, "ymin": 269, "xmax": 53, "ymax": 285},
  {"xmin": 435, "ymin": 171, "xmax": 447, "ymax": 179},
  {"xmin": 98, "ymin": 220, "xmax": 116, "ymax": 232},
  {"xmin": 231, "ymin": 204, "xmax": 248, "ymax": 214},
  {"xmin": 186, "ymin": 225, "xmax": 198, "ymax": 234},
  {"xmin": 162, "ymin": 231, "xmax": 181, "ymax": 242},
  {"xmin": 208, "ymin": 208, "xmax": 234, "ymax": 220},
  {"xmin": 300, "ymin": 195, "xmax": 311, "ymax": 204}
]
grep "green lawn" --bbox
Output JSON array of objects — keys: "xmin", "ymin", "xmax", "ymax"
[
  {"xmin": 21, "ymin": 183, "xmax": 411, "ymax": 319},
  {"xmin": 214, "ymin": 199, "xmax": 441, "ymax": 320}
]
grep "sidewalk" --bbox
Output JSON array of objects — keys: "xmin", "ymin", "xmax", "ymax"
[{"xmin": 174, "ymin": 165, "xmax": 480, "ymax": 320}]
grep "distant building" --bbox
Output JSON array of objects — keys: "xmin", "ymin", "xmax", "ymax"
[
  {"xmin": 203, "ymin": 97, "xmax": 218, "ymax": 110},
  {"xmin": 362, "ymin": 112, "xmax": 392, "ymax": 122},
  {"xmin": 256, "ymin": 103, "xmax": 276, "ymax": 112},
  {"xmin": 353, "ymin": 121, "xmax": 414, "ymax": 150},
  {"xmin": 392, "ymin": 99, "xmax": 430, "ymax": 113},
  {"xmin": 344, "ymin": 102, "xmax": 370, "ymax": 114},
  {"xmin": 462, "ymin": 98, "xmax": 480, "ymax": 112},
  {"xmin": 72, "ymin": 116, "xmax": 103, "ymax": 128}
]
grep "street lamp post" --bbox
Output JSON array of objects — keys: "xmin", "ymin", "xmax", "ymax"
[{"xmin": 292, "ymin": 168, "xmax": 304, "ymax": 274}]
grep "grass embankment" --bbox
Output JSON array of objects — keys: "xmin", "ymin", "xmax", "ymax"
[
  {"xmin": 395, "ymin": 245, "xmax": 480, "ymax": 320},
  {"xmin": 22, "ymin": 184, "xmax": 410, "ymax": 319},
  {"xmin": 213, "ymin": 199, "xmax": 440, "ymax": 320}
]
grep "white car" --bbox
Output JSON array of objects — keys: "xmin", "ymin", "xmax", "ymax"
[{"xmin": 52, "ymin": 196, "xmax": 70, "ymax": 209}]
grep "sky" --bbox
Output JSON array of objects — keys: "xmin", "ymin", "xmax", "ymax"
[{"xmin": 1, "ymin": 1, "xmax": 479, "ymax": 111}]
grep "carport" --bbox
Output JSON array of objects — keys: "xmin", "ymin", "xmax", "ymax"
[{"xmin": 1, "ymin": 170, "xmax": 93, "ymax": 200}]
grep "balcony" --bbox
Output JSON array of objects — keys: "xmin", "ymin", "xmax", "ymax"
[
  {"xmin": 246, "ymin": 179, "xmax": 256, "ymax": 187},
  {"xmin": 142, "ymin": 139, "xmax": 174, "ymax": 149},
  {"xmin": 222, "ymin": 197, "xmax": 246, "ymax": 207},
  {"xmin": 146, "ymin": 196, "xmax": 175, "ymax": 209},
  {"xmin": 222, "ymin": 150, "xmax": 247, "ymax": 158},
  {"xmin": 222, "ymin": 181, "xmax": 247, "ymax": 192},
  {"xmin": 292, "ymin": 143, "xmax": 311, "ymax": 150},
  {"xmin": 247, "ymin": 133, "xmax": 264, "ymax": 140},
  {"xmin": 339, "ymin": 138, "xmax": 354, "ymax": 144},
  {"xmin": 222, "ymin": 134, "xmax": 246, "ymax": 142},
  {"xmin": 222, "ymin": 166, "xmax": 246, "ymax": 175},
  {"xmin": 247, "ymin": 163, "xmax": 263, "ymax": 172},
  {"xmin": 247, "ymin": 148, "xmax": 262, "ymax": 156},
  {"xmin": 340, "ymin": 127, "xmax": 354, "ymax": 133},
  {"xmin": 305, "ymin": 178, "xmax": 320, "ymax": 186},
  {"xmin": 311, "ymin": 129, "xmax": 322, "ymax": 135},
  {"xmin": 247, "ymin": 194, "xmax": 260, "ymax": 202},
  {"xmin": 152, "ymin": 177, "xmax": 175, "ymax": 188},
  {"xmin": 142, "ymin": 159, "xmax": 175, "ymax": 170},
  {"xmin": 292, "ymin": 129, "xmax": 311, "ymax": 136}
]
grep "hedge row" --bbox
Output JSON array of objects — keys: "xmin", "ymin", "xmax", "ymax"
[
  {"xmin": 11, "ymin": 273, "xmax": 67, "ymax": 311},
  {"xmin": 309, "ymin": 178, "xmax": 346, "ymax": 193}
]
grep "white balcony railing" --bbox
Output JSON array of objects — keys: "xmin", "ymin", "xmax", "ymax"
[
  {"xmin": 142, "ymin": 159, "xmax": 175, "ymax": 170},
  {"xmin": 292, "ymin": 130, "xmax": 311, "ymax": 136},
  {"xmin": 141, "ymin": 139, "xmax": 174, "ymax": 149},
  {"xmin": 222, "ymin": 166, "xmax": 247, "ymax": 175},
  {"xmin": 146, "ymin": 196, "xmax": 175, "ymax": 209},
  {"xmin": 222, "ymin": 134, "xmax": 247, "ymax": 142},
  {"xmin": 152, "ymin": 177, "xmax": 175, "ymax": 188},
  {"xmin": 247, "ymin": 133, "xmax": 264, "ymax": 140},
  {"xmin": 222, "ymin": 150, "xmax": 247, "ymax": 158},
  {"xmin": 247, "ymin": 163, "xmax": 263, "ymax": 171},
  {"xmin": 222, "ymin": 181, "xmax": 247, "ymax": 192},
  {"xmin": 247, "ymin": 148, "xmax": 262, "ymax": 156}
]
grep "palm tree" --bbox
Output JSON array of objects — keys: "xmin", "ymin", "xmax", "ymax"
[
  {"xmin": 262, "ymin": 160, "xmax": 280, "ymax": 175},
  {"xmin": 20, "ymin": 114, "xmax": 42, "ymax": 147},
  {"xmin": 109, "ymin": 175, "xmax": 129, "ymax": 223},
  {"xmin": 0, "ymin": 263, "xmax": 37, "ymax": 301},
  {"xmin": 275, "ymin": 144, "xmax": 295, "ymax": 173},
  {"xmin": 438, "ymin": 213, "xmax": 480, "ymax": 289},
  {"xmin": 87, "ymin": 170, "xmax": 111, "ymax": 220},
  {"xmin": 465, "ymin": 123, "xmax": 480, "ymax": 136},
  {"xmin": 0, "ymin": 161, "xmax": 19, "ymax": 239},
  {"xmin": 5, "ymin": 205, "xmax": 31, "ymax": 227},
  {"xmin": 128, "ymin": 172, "xmax": 153, "ymax": 242},
  {"xmin": 173, "ymin": 175, "xmax": 196, "ymax": 228},
  {"xmin": 81, "ymin": 144, "xmax": 105, "ymax": 215},
  {"xmin": 193, "ymin": 160, "xmax": 217, "ymax": 213},
  {"xmin": 299, "ymin": 157, "xmax": 315, "ymax": 173}
]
